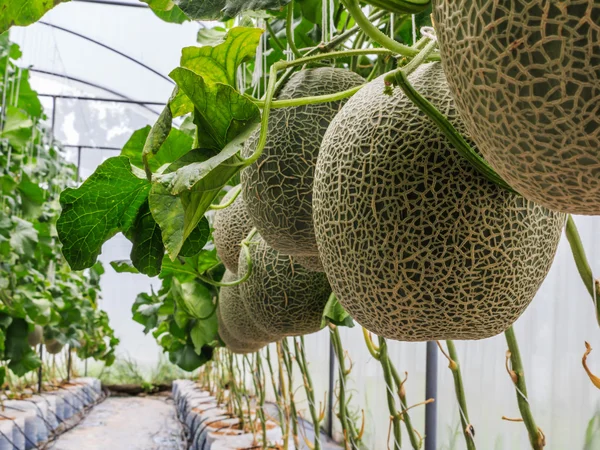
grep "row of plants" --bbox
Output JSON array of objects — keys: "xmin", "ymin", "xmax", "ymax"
[
  {"xmin": 0, "ymin": 33, "xmax": 118, "ymax": 394},
  {"xmin": 3, "ymin": 0, "xmax": 598, "ymax": 448}
]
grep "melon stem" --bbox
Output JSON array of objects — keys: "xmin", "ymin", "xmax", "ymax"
[
  {"xmin": 377, "ymin": 336, "xmax": 402, "ymax": 449},
  {"xmin": 286, "ymin": 1, "xmax": 302, "ymax": 59},
  {"xmin": 281, "ymin": 339, "xmax": 300, "ymax": 448},
  {"xmin": 340, "ymin": 0, "xmax": 440, "ymax": 60},
  {"xmin": 565, "ymin": 215, "xmax": 600, "ymax": 326},
  {"xmin": 504, "ymin": 327, "xmax": 545, "ymax": 450}
]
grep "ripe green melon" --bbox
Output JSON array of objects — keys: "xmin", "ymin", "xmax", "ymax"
[
  {"xmin": 45, "ymin": 338, "xmax": 64, "ymax": 354},
  {"xmin": 219, "ymin": 270, "xmax": 280, "ymax": 345},
  {"xmin": 237, "ymin": 234, "xmax": 331, "ymax": 337},
  {"xmin": 241, "ymin": 68, "xmax": 365, "ymax": 261},
  {"xmin": 27, "ymin": 325, "xmax": 44, "ymax": 347},
  {"xmin": 217, "ymin": 307, "xmax": 264, "ymax": 354},
  {"xmin": 432, "ymin": 0, "xmax": 600, "ymax": 214},
  {"xmin": 213, "ymin": 189, "xmax": 253, "ymax": 273},
  {"xmin": 313, "ymin": 63, "xmax": 566, "ymax": 341}
]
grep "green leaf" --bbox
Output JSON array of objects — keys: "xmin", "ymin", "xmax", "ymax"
[
  {"xmin": 149, "ymin": 138, "xmax": 248, "ymax": 259},
  {"xmin": 0, "ymin": 106, "xmax": 33, "ymax": 147},
  {"xmin": 57, "ymin": 156, "xmax": 151, "ymax": 270},
  {"xmin": 175, "ymin": 0, "xmax": 290, "ymax": 21},
  {"xmin": 159, "ymin": 249, "xmax": 219, "ymax": 281},
  {"xmin": 17, "ymin": 172, "xmax": 46, "ymax": 218},
  {"xmin": 321, "ymin": 294, "xmax": 355, "ymax": 328},
  {"xmin": 179, "ymin": 217, "xmax": 210, "ymax": 257},
  {"xmin": 122, "ymin": 125, "xmax": 194, "ymax": 173},
  {"xmin": 190, "ymin": 319, "xmax": 217, "ymax": 353},
  {"xmin": 4, "ymin": 319, "xmax": 41, "ymax": 376},
  {"xmin": 130, "ymin": 201, "xmax": 164, "ymax": 277},
  {"xmin": 169, "ymin": 67, "xmax": 260, "ymax": 149},
  {"xmin": 142, "ymin": 0, "xmax": 189, "ymax": 23},
  {"xmin": 10, "ymin": 217, "xmax": 39, "ymax": 255},
  {"xmin": 0, "ymin": 0, "xmax": 68, "ymax": 34},
  {"xmin": 142, "ymin": 104, "xmax": 173, "ymax": 173},
  {"xmin": 13, "ymin": 69, "xmax": 43, "ymax": 118},
  {"xmin": 110, "ymin": 260, "xmax": 140, "ymax": 274},
  {"xmin": 180, "ymin": 27, "xmax": 263, "ymax": 86},
  {"xmin": 168, "ymin": 342, "xmax": 212, "ymax": 371},
  {"xmin": 172, "ymin": 279, "xmax": 215, "ymax": 320},
  {"xmin": 196, "ymin": 25, "xmax": 227, "ymax": 46}
]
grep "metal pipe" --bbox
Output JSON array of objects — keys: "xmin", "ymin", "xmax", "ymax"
[
  {"xmin": 28, "ymin": 68, "xmax": 162, "ymax": 115},
  {"xmin": 424, "ymin": 341, "xmax": 438, "ymax": 450},
  {"xmin": 38, "ymin": 21, "xmax": 173, "ymax": 84},
  {"xmin": 38, "ymin": 93, "xmax": 165, "ymax": 105}
]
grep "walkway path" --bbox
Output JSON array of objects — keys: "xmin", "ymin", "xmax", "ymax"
[{"xmin": 48, "ymin": 395, "xmax": 185, "ymax": 450}]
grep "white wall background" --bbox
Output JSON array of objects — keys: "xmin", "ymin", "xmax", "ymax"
[{"xmin": 10, "ymin": 2, "xmax": 600, "ymax": 448}]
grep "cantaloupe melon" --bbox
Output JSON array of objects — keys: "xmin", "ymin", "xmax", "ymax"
[
  {"xmin": 219, "ymin": 270, "xmax": 280, "ymax": 345},
  {"xmin": 433, "ymin": 0, "xmax": 600, "ymax": 214},
  {"xmin": 27, "ymin": 325, "xmax": 43, "ymax": 347},
  {"xmin": 213, "ymin": 189, "xmax": 253, "ymax": 273},
  {"xmin": 313, "ymin": 63, "xmax": 565, "ymax": 341},
  {"xmin": 217, "ymin": 308, "xmax": 265, "ymax": 354},
  {"xmin": 45, "ymin": 338, "xmax": 64, "ymax": 354},
  {"xmin": 241, "ymin": 68, "xmax": 365, "ymax": 262},
  {"xmin": 237, "ymin": 234, "xmax": 331, "ymax": 337}
]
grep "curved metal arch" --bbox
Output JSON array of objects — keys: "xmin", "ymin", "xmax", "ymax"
[
  {"xmin": 38, "ymin": 21, "xmax": 174, "ymax": 84},
  {"xmin": 28, "ymin": 68, "xmax": 162, "ymax": 115}
]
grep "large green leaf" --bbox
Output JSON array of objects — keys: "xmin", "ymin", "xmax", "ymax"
[
  {"xmin": 174, "ymin": 0, "xmax": 290, "ymax": 20},
  {"xmin": 110, "ymin": 260, "xmax": 140, "ymax": 274},
  {"xmin": 1, "ymin": 106, "xmax": 33, "ymax": 147},
  {"xmin": 130, "ymin": 201, "xmax": 164, "ymax": 277},
  {"xmin": 150, "ymin": 133, "xmax": 251, "ymax": 259},
  {"xmin": 168, "ymin": 341, "xmax": 212, "ymax": 371},
  {"xmin": 179, "ymin": 216, "xmax": 210, "ymax": 257},
  {"xmin": 57, "ymin": 156, "xmax": 151, "ymax": 270},
  {"xmin": 180, "ymin": 27, "xmax": 263, "ymax": 86},
  {"xmin": 173, "ymin": 279, "xmax": 215, "ymax": 320},
  {"xmin": 0, "ymin": 0, "xmax": 68, "ymax": 34},
  {"xmin": 170, "ymin": 67, "xmax": 260, "ymax": 150},
  {"xmin": 4, "ymin": 319, "xmax": 41, "ymax": 376}
]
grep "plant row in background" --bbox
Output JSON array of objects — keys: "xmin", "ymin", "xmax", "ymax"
[
  {"xmin": 0, "ymin": 34, "xmax": 118, "ymax": 395},
  {"xmin": 3, "ymin": 0, "xmax": 598, "ymax": 448}
]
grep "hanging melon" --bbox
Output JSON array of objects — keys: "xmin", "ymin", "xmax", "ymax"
[
  {"xmin": 312, "ymin": 63, "xmax": 565, "ymax": 341},
  {"xmin": 432, "ymin": 0, "xmax": 600, "ymax": 214},
  {"xmin": 219, "ymin": 270, "xmax": 280, "ymax": 345},
  {"xmin": 213, "ymin": 189, "xmax": 253, "ymax": 274},
  {"xmin": 241, "ymin": 68, "xmax": 365, "ymax": 265},
  {"xmin": 237, "ymin": 234, "xmax": 331, "ymax": 337}
]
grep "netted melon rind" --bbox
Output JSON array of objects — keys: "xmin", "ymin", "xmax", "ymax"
[
  {"xmin": 241, "ymin": 68, "xmax": 366, "ymax": 257},
  {"xmin": 293, "ymin": 254, "xmax": 325, "ymax": 273},
  {"xmin": 213, "ymin": 189, "xmax": 253, "ymax": 273},
  {"xmin": 313, "ymin": 63, "xmax": 565, "ymax": 341},
  {"xmin": 219, "ymin": 270, "xmax": 280, "ymax": 344},
  {"xmin": 433, "ymin": 0, "xmax": 600, "ymax": 214},
  {"xmin": 238, "ymin": 234, "xmax": 331, "ymax": 337},
  {"xmin": 217, "ymin": 307, "xmax": 265, "ymax": 354}
]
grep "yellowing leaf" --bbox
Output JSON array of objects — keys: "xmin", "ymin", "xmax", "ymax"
[{"xmin": 582, "ymin": 341, "xmax": 600, "ymax": 389}]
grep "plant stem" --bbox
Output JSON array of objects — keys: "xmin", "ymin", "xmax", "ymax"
[
  {"xmin": 294, "ymin": 336, "xmax": 322, "ymax": 450},
  {"xmin": 377, "ymin": 336, "xmax": 402, "ymax": 450},
  {"xmin": 286, "ymin": 1, "xmax": 302, "ymax": 58},
  {"xmin": 340, "ymin": 0, "xmax": 440, "ymax": 60},
  {"xmin": 252, "ymin": 84, "xmax": 363, "ymax": 109},
  {"xmin": 255, "ymin": 353, "xmax": 268, "ymax": 448},
  {"xmin": 281, "ymin": 339, "xmax": 299, "ymax": 448},
  {"xmin": 265, "ymin": 345, "xmax": 286, "ymax": 438},
  {"xmin": 388, "ymin": 364, "xmax": 421, "ymax": 450},
  {"xmin": 321, "ymin": 10, "xmax": 388, "ymax": 52},
  {"xmin": 276, "ymin": 342, "xmax": 290, "ymax": 450},
  {"xmin": 391, "ymin": 67, "xmax": 515, "ymax": 193},
  {"xmin": 504, "ymin": 327, "xmax": 545, "ymax": 450},
  {"xmin": 444, "ymin": 341, "xmax": 476, "ymax": 450},
  {"xmin": 266, "ymin": 21, "xmax": 286, "ymax": 54},
  {"xmin": 209, "ymin": 185, "xmax": 242, "ymax": 210},
  {"xmin": 565, "ymin": 215, "xmax": 600, "ymax": 325},
  {"xmin": 329, "ymin": 324, "xmax": 360, "ymax": 448}
]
